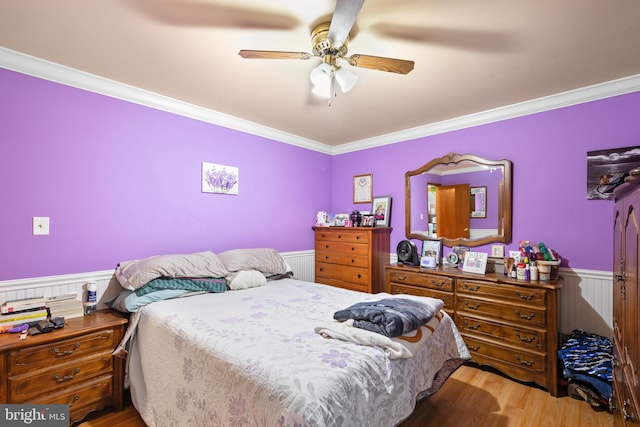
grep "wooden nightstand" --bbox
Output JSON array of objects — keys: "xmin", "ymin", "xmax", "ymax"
[{"xmin": 0, "ymin": 310, "xmax": 128, "ymax": 424}]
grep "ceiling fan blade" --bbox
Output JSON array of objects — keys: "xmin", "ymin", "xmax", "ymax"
[
  {"xmin": 239, "ymin": 50, "xmax": 313, "ymax": 60},
  {"xmin": 347, "ymin": 54, "xmax": 415, "ymax": 74},
  {"xmin": 370, "ymin": 24, "xmax": 514, "ymax": 52},
  {"xmin": 132, "ymin": 1, "xmax": 299, "ymax": 30},
  {"xmin": 328, "ymin": 0, "xmax": 365, "ymax": 46}
]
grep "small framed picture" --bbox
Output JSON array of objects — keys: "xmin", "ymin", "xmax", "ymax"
[
  {"xmin": 422, "ymin": 239, "xmax": 442, "ymax": 265},
  {"xmin": 470, "ymin": 186, "xmax": 487, "ymax": 218},
  {"xmin": 353, "ymin": 174, "xmax": 373, "ymax": 204},
  {"xmin": 462, "ymin": 251, "xmax": 488, "ymax": 274},
  {"xmin": 372, "ymin": 195, "xmax": 392, "ymax": 227},
  {"xmin": 361, "ymin": 214, "xmax": 376, "ymax": 227},
  {"xmin": 491, "ymin": 245, "xmax": 504, "ymax": 258},
  {"xmin": 334, "ymin": 213, "xmax": 349, "ymax": 227}
]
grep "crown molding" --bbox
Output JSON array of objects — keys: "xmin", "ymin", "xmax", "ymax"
[
  {"xmin": 333, "ymin": 74, "xmax": 640, "ymax": 154},
  {"xmin": 0, "ymin": 47, "xmax": 333, "ymax": 155},
  {"xmin": 2, "ymin": 47, "xmax": 638, "ymax": 157}
]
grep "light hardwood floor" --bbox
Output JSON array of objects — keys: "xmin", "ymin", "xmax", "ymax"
[{"xmin": 77, "ymin": 365, "xmax": 612, "ymax": 427}]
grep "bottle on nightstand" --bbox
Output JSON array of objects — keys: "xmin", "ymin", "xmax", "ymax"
[{"xmin": 84, "ymin": 281, "xmax": 97, "ymax": 315}]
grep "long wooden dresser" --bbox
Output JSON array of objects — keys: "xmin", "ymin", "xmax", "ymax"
[
  {"xmin": 386, "ymin": 263, "xmax": 563, "ymax": 396},
  {"xmin": 314, "ymin": 226, "xmax": 391, "ymax": 293}
]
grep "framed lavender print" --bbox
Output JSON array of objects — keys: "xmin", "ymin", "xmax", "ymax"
[{"xmin": 202, "ymin": 162, "xmax": 239, "ymax": 195}]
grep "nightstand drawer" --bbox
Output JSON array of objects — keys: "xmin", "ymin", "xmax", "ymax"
[
  {"xmin": 9, "ymin": 354, "xmax": 112, "ymax": 403},
  {"xmin": 8, "ymin": 329, "xmax": 118, "ymax": 375}
]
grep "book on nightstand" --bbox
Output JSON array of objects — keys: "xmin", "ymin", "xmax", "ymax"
[
  {"xmin": 46, "ymin": 292, "xmax": 84, "ymax": 319},
  {"xmin": 1, "ymin": 296, "xmax": 46, "ymax": 314},
  {"xmin": 0, "ymin": 308, "xmax": 49, "ymax": 326}
]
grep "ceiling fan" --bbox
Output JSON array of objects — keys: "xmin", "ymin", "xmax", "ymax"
[{"xmin": 238, "ymin": 0, "xmax": 415, "ymax": 100}]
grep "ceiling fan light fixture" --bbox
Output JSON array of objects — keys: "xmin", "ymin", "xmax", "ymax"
[
  {"xmin": 312, "ymin": 77, "xmax": 334, "ymax": 98},
  {"xmin": 310, "ymin": 62, "xmax": 332, "ymax": 86},
  {"xmin": 334, "ymin": 66, "xmax": 358, "ymax": 93}
]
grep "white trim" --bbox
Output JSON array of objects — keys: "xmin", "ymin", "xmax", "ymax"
[
  {"xmin": 334, "ymin": 75, "xmax": 640, "ymax": 154},
  {"xmin": 0, "ymin": 48, "xmax": 332, "ymax": 155},
  {"xmin": 1, "ymin": 47, "xmax": 638, "ymax": 156},
  {"xmin": 0, "ymin": 270, "xmax": 115, "ymax": 293}
]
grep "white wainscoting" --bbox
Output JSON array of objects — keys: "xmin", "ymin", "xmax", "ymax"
[{"xmin": 0, "ymin": 251, "xmax": 612, "ymax": 338}]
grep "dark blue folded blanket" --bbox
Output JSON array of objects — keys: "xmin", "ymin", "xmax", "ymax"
[{"xmin": 333, "ymin": 297, "xmax": 443, "ymax": 337}]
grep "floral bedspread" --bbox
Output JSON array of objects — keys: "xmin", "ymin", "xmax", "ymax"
[{"xmin": 128, "ymin": 278, "xmax": 470, "ymax": 427}]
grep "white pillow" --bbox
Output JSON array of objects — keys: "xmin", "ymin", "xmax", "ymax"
[{"xmin": 228, "ymin": 270, "xmax": 267, "ymax": 290}]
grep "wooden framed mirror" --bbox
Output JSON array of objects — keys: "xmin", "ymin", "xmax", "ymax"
[{"xmin": 405, "ymin": 152, "xmax": 512, "ymax": 247}]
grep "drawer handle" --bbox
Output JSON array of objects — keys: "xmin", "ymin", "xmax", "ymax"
[
  {"xmin": 515, "ymin": 311, "xmax": 536, "ymax": 321},
  {"xmin": 324, "ymin": 255, "xmax": 329, "ymax": 260},
  {"xmin": 351, "ymin": 259, "xmax": 356, "ymax": 264},
  {"xmin": 357, "ymin": 274, "xmax": 362, "ymax": 279},
  {"xmin": 395, "ymin": 275, "xmax": 408, "ymax": 281},
  {"xmin": 515, "ymin": 332, "xmax": 536, "ymax": 343},
  {"xmin": 468, "ymin": 344, "xmax": 480, "ymax": 351},
  {"xmin": 53, "ymin": 343, "xmax": 80, "ymax": 357},
  {"xmin": 338, "ymin": 235, "xmax": 342, "ymax": 239},
  {"xmin": 69, "ymin": 395, "xmax": 80, "ymax": 407},
  {"xmin": 54, "ymin": 368, "xmax": 81, "ymax": 383},
  {"xmin": 516, "ymin": 292, "xmax": 536, "ymax": 300},
  {"xmin": 515, "ymin": 355, "xmax": 535, "ymax": 367},
  {"xmin": 432, "ymin": 280, "xmax": 447, "ymax": 287},
  {"xmin": 463, "ymin": 301, "xmax": 481, "ymax": 310},
  {"xmin": 465, "ymin": 321, "xmax": 481, "ymax": 330},
  {"xmin": 463, "ymin": 284, "xmax": 480, "ymax": 291}
]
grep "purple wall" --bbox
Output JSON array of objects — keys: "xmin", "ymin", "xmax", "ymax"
[
  {"xmin": 2, "ymin": 67, "xmax": 638, "ymax": 280},
  {"xmin": 332, "ymin": 91, "xmax": 640, "ymax": 271},
  {"xmin": 0, "ymin": 69, "xmax": 332, "ymax": 280}
]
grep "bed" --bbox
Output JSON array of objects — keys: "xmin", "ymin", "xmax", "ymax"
[{"xmin": 109, "ymin": 250, "xmax": 470, "ymax": 426}]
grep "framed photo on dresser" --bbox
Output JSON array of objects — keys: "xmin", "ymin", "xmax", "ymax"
[{"xmin": 372, "ymin": 195, "xmax": 391, "ymax": 227}]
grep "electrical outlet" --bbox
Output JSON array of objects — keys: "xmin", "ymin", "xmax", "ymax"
[{"xmin": 33, "ymin": 217, "xmax": 50, "ymax": 235}]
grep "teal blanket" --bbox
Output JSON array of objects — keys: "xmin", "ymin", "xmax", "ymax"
[{"xmin": 135, "ymin": 277, "xmax": 227, "ymax": 297}]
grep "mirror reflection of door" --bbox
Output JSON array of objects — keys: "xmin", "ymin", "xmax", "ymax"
[{"xmin": 436, "ymin": 183, "xmax": 470, "ymax": 239}]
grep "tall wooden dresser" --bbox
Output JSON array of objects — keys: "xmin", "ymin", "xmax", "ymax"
[
  {"xmin": 613, "ymin": 170, "xmax": 640, "ymax": 425},
  {"xmin": 386, "ymin": 264, "xmax": 562, "ymax": 396},
  {"xmin": 313, "ymin": 226, "xmax": 391, "ymax": 293}
]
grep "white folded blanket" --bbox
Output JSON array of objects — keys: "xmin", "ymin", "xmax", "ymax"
[{"xmin": 315, "ymin": 310, "xmax": 445, "ymax": 359}]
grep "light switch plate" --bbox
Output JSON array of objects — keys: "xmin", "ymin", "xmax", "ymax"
[{"xmin": 33, "ymin": 217, "xmax": 50, "ymax": 235}]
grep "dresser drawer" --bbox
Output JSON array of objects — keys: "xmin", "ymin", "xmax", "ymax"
[
  {"xmin": 456, "ymin": 296, "xmax": 546, "ymax": 327},
  {"xmin": 464, "ymin": 335, "xmax": 546, "ymax": 373},
  {"xmin": 388, "ymin": 283, "xmax": 454, "ymax": 311},
  {"xmin": 9, "ymin": 354, "xmax": 112, "ymax": 403},
  {"xmin": 387, "ymin": 270, "xmax": 453, "ymax": 291},
  {"xmin": 316, "ymin": 263, "xmax": 369, "ymax": 287},
  {"xmin": 316, "ymin": 250, "xmax": 369, "ymax": 268},
  {"xmin": 8, "ymin": 329, "xmax": 118, "ymax": 376},
  {"xmin": 457, "ymin": 280, "xmax": 546, "ymax": 307},
  {"xmin": 315, "ymin": 230, "xmax": 370, "ymax": 244},
  {"xmin": 457, "ymin": 313, "xmax": 546, "ymax": 352}
]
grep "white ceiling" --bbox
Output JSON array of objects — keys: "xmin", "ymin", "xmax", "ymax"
[{"xmin": 1, "ymin": 0, "xmax": 639, "ymax": 148}]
